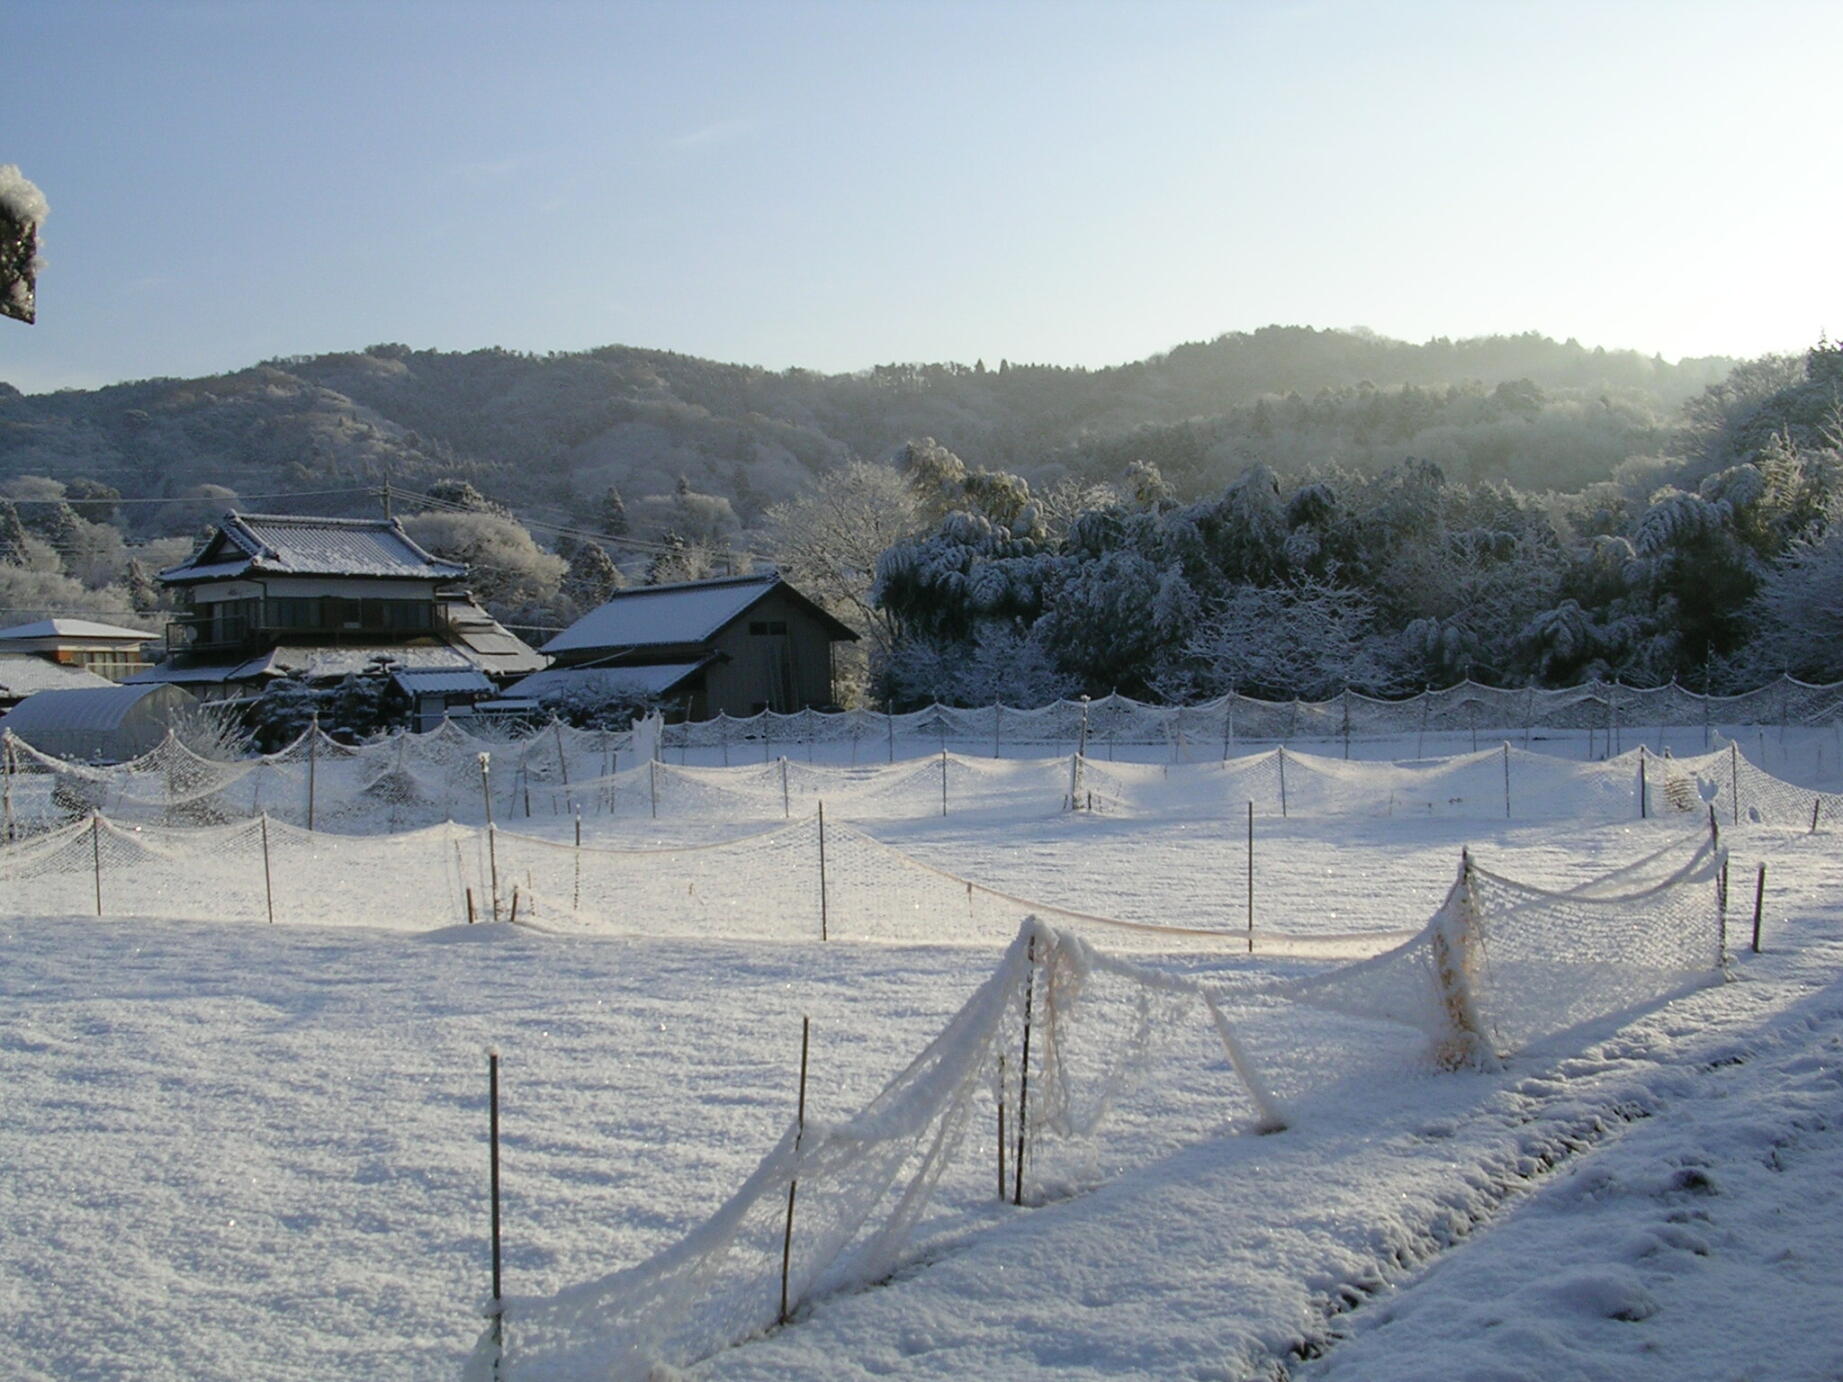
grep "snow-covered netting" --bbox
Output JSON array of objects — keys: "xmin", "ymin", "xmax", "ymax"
[
  {"xmin": 661, "ymin": 675, "xmax": 1843, "ymax": 759},
  {"xmin": 1286, "ymin": 834, "xmax": 1728, "ymax": 1065},
  {"xmin": 464, "ymin": 920, "xmax": 1281, "ymax": 1382},
  {"xmin": 0, "ymin": 810, "xmax": 1319, "ymax": 953},
  {"xmin": 7, "ymin": 724, "xmax": 1836, "ymax": 837}
]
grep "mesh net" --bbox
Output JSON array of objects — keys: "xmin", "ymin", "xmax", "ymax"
[
  {"xmin": 1284, "ymin": 834, "xmax": 1727, "ymax": 1065},
  {"xmin": 6, "ymin": 722, "xmax": 1835, "ymax": 837},
  {"xmin": 463, "ymin": 921, "xmax": 1280, "ymax": 1382}
]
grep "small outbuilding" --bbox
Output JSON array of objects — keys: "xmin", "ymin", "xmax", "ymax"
[
  {"xmin": 530, "ymin": 573, "xmax": 857, "ymax": 720},
  {"xmin": 0, "ymin": 617, "xmax": 156, "ymax": 681},
  {"xmin": 0, "ymin": 683, "xmax": 198, "ymax": 762}
]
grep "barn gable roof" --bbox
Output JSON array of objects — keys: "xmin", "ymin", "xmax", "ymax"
[{"xmin": 542, "ymin": 573, "xmax": 856, "ymax": 656}]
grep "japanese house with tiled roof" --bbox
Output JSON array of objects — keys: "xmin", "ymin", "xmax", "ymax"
[
  {"xmin": 136, "ymin": 512, "xmax": 545, "ymax": 710},
  {"xmin": 508, "ymin": 572, "xmax": 856, "ymax": 719}
]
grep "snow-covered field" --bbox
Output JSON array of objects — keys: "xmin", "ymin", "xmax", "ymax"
[{"xmin": 5, "ymin": 732, "xmax": 1842, "ymax": 1381}]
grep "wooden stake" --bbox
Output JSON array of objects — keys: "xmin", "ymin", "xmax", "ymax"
[
  {"xmin": 1730, "ymin": 742, "xmax": 1740, "ymax": 825},
  {"xmin": 779, "ymin": 1016, "xmax": 811, "ymax": 1327},
  {"xmin": 940, "ymin": 749, "xmax": 948, "ymax": 818},
  {"xmin": 487, "ymin": 1050, "xmax": 504, "ymax": 1350},
  {"xmin": 573, "ymin": 811, "xmax": 582, "ymax": 911},
  {"xmin": 1277, "ymin": 746, "xmax": 1288, "ymax": 819},
  {"xmin": 1812, "ymin": 797, "xmax": 1822, "ymax": 834},
  {"xmin": 1638, "ymin": 746, "xmax": 1647, "ymax": 819},
  {"xmin": 886, "ymin": 709, "xmax": 895, "ymax": 764},
  {"xmin": 466, "ymin": 887, "xmax": 477, "ymax": 925},
  {"xmin": 649, "ymin": 758, "xmax": 659, "ymax": 820},
  {"xmin": 487, "ymin": 823, "xmax": 501, "ymax": 922},
  {"xmin": 260, "ymin": 812, "xmax": 275, "ymax": 925},
  {"xmin": 91, "ymin": 813, "xmax": 102, "ymax": 917},
  {"xmin": 996, "ymin": 1053, "xmax": 1007, "ymax": 1200},
  {"xmin": 1503, "ymin": 742, "xmax": 1512, "ymax": 819},
  {"xmin": 1243, "ymin": 800, "xmax": 1256, "ymax": 953},
  {"xmin": 781, "ymin": 756, "xmax": 790, "ymax": 819},
  {"xmin": 507, "ymin": 886, "xmax": 519, "ymax": 926},
  {"xmin": 1752, "ymin": 863, "xmax": 1766, "ymax": 954},
  {"xmin": 817, "ymin": 802, "xmax": 830, "ymax": 941},
  {"xmin": 2, "ymin": 731, "xmax": 14, "ymax": 843},
  {"xmin": 306, "ymin": 714, "xmax": 318, "ymax": 831},
  {"xmin": 1014, "ymin": 935, "xmax": 1035, "ymax": 1206}
]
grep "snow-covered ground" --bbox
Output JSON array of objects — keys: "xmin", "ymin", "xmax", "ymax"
[{"xmin": 4, "ymin": 733, "xmax": 1841, "ymax": 1381}]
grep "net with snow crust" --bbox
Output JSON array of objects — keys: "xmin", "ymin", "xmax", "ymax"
[
  {"xmin": 463, "ymin": 830, "xmax": 1726, "ymax": 1379},
  {"xmin": 1282, "ymin": 832, "xmax": 1728, "ymax": 1065},
  {"xmin": 4, "ymin": 714, "xmax": 1837, "ymax": 834},
  {"xmin": 463, "ymin": 920, "xmax": 1282, "ymax": 1382}
]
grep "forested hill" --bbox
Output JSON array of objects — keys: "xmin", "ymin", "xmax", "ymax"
[{"xmin": 0, "ymin": 327, "xmax": 1732, "ymax": 542}]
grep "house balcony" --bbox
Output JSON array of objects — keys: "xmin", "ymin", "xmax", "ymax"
[{"xmin": 166, "ymin": 598, "xmax": 455, "ymax": 658}]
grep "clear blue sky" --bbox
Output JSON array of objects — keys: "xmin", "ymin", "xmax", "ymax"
[{"xmin": 2, "ymin": 0, "xmax": 1837, "ymax": 394}]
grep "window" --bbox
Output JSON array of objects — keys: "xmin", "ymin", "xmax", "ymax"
[{"xmin": 749, "ymin": 619, "xmax": 788, "ymax": 636}]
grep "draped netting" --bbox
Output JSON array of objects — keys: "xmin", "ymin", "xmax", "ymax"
[
  {"xmin": 462, "ymin": 920, "xmax": 1284, "ymax": 1382},
  {"xmin": 0, "ymin": 810, "xmax": 1383, "ymax": 954},
  {"xmin": 5, "ymin": 729, "xmax": 1839, "ymax": 834},
  {"xmin": 460, "ymin": 827, "xmax": 1728, "ymax": 1380},
  {"xmin": 658, "ymin": 675, "xmax": 1843, "ymax": 760},
  {"xmin": 1282, "ymin": 833, "xmax": 1728, "ymax": 1065},
  {"xmin": 0, "ymin": 716, "xmax": 653, "ymax": 835}
]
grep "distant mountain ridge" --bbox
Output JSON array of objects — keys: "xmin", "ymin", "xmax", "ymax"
[{"xmin": 0, "ymin": 327, "xmax": 1737, "ymax": 542}]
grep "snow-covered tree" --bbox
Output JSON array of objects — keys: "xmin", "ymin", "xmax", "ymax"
[{"xmin": 0, "ymin": 164, "xmax": 46, "ymax": 325}]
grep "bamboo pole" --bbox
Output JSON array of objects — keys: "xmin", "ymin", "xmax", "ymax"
[
  {"xmin": 306, "ymin": 714, "xmax": 318, "ymax": 831},
  {"xmin": 779, "ymin": 1016, "xmax": 811, "ymax": 1327},
  {"xmin": 573, "ymin": 811, "xmax": 583, "ymax": 911},
  {"xmin": 487, "ymin": 1050, "xmax": 504, "ymax": 1362},
  {"xmin": 1277, "ymin": 746, "xmax": 1288, "ymax": 819},
  {"xmin": 781, "ymin": 756, "xmax": 790, "ymax": 819},
  {"xmin": 817, "ymin": 802, "xmax": 829, "ymax": 942},
  {"xmin": 91, "ymin": 813, "xmax": 102, "ymax": 917},
  {"xmin": 940, "ymin": 749, "xmax": 948, "ymax": 817},
  {"xmin": 1730, "ymin": 742, "xmax": 1740, "ymax": 825},
  {"xmin": 1246, "ymin": 801, "xmax": 1254, "ymax": 954},
  {"xmin": 1638, "ymin": 746, "xmax": 1647, "ymax": 819},
  {"xmin": 1751, "ymin": 863, "xmax": 1766, "ymax": 954},
  {"xmin": 649, "ymin": 758, "xmax": 659, "ymax": 820},
  {"xmin": 996, "ymin": 1053, "xmax": 1007, "ymax": 1200},
  {"xmin": 260, "ymin": 812, "xmax": 275, "ymax": 924},
  {"xmin": 1014, "ymin": 935, "xmax": 1036, "ymax": 1206},
  {"xmin": 554, "ymin": 719, "xmax": 571, "ymax": 812},
  {"xmin": 2, "ymin": 731, "xmax": 13, "ymax": 842}
]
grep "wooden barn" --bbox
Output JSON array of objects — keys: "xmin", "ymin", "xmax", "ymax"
[{"xmin": 510, "ymin": 573, "xmax": 856, "ymax": 720}]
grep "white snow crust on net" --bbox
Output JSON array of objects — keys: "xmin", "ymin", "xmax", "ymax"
[
  {"xmin": 462, "ymin": 920, "xmax": 1281, "ymax": 1382},
  {"xmin": 3, "ymin": 714, "xmax": 1837, "ymax": 835},
  {"xmin": 1281, "ymin": 832, "xmax": 1727, "ymax": 1065},
  {"xmin": 658, "ymin": 676, "xmax": 1843, "ymax": 757},
  {"xmin": 0, "ymin": 809, "xmax": 1306, "ymax": 952}
]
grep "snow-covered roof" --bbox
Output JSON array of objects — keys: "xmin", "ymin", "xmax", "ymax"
[
  {"xmin": 160, "ymin": 512, "xmax": 466, "ymax": 584},
  {"xmin": 391, "ymin": 667, "xmax": 496, "ymax": 697},
  {"xmin": 441, "ymin": 601, "xmax": 549, "ymax": 676},
  {"xmin": 130, "ymin": 645, "xmax": 480, "ymax": 686},
  {"xmin": 504, "ymin": 662, "xmax": 707, "ymax": 701},
  {"xmin": 0, "ymin": 653, "xmax": 115, "ymax": 698},
  {"xmin": 542, "ymin": 574, "xmax": 853, "ymax": 655},
  {"xmin": 0, "ymin": 618, "xmax": 156, "ymax": 643}
]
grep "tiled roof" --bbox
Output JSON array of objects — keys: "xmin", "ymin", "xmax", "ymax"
[
  {"xmin": 161, "ymin": 512, "xmax": 466, "ymax": 582},
  {"xmin": 390, "ymin": 667, "xmax": 496, "ymax": 696},
  {"xmin": 0, "ymin": 618, "xmax": 156, "ymax": 642},
  {"xmin": 0, "ymin": 654, "xmax": 116, "ymax": 698},
  {"xmin": 505, "ymin": 662, "xmax": 708, "ymax": 700}
]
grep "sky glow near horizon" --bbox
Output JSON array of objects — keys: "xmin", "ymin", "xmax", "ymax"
[{"xmin": 1, "ymin": 0, "xmax": 1838, "ymax": 395}]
